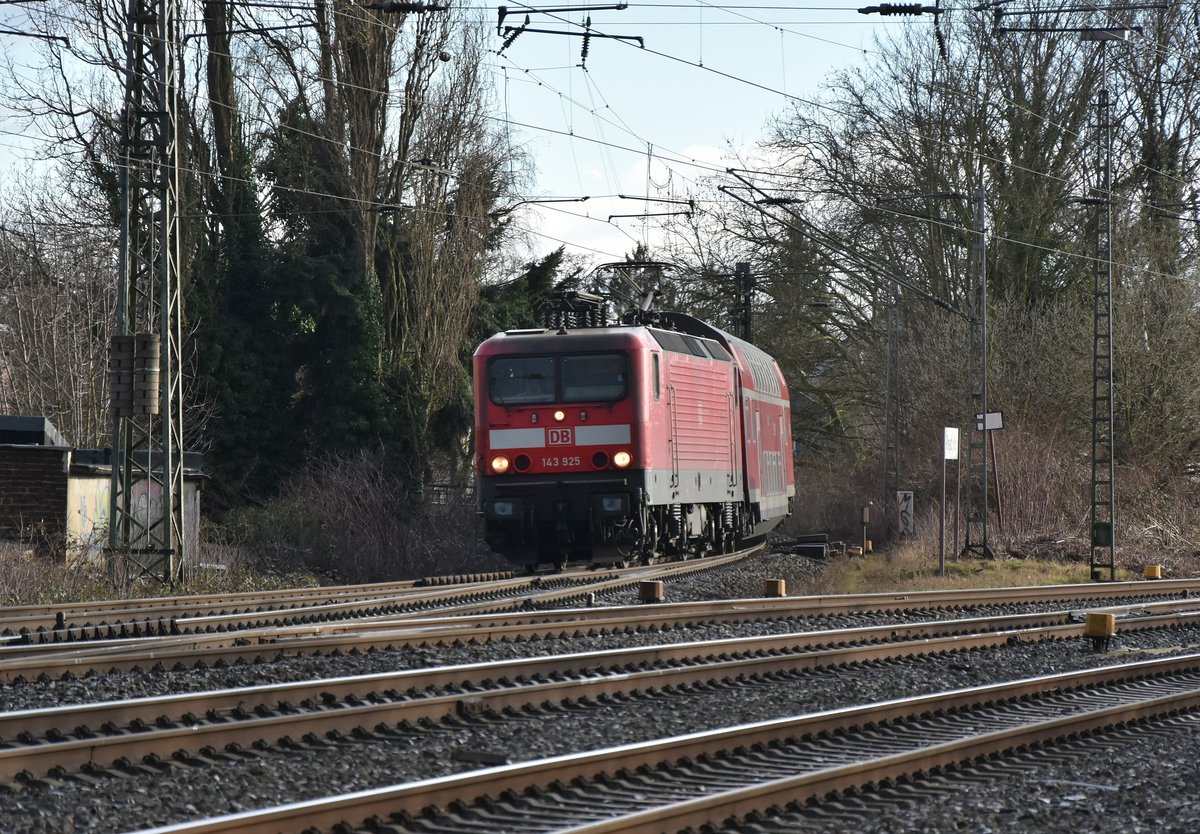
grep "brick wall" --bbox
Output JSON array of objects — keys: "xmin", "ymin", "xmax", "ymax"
[{"xmin": 0, "ymin": 446, "xmax": 69, "ymax": 540}]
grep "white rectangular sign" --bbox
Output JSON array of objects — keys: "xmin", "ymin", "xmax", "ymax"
[
  {"xmin": 974, "ymin": 411, "xmax": 1004, "ymax": 431},
  {"xmin": 943, "ymin": 427, "xmax": 960, "ymax": 460},
  {"xmin": 897, "ymin": 490, "xmax": 914, "ymax": 535}
]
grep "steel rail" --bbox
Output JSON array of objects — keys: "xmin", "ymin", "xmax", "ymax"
[
  {"xmin": 5, "ymin": 607, "xmax": 1200, "ymax": 782},
  {"xmin": 297, "ymin": 588, "xmax": 1200, "ymax": 635},
  {"xmin": 0, "ymin": 548, "xmax": 756, "ymax": 641},
  {"xmin": 2, "ymin": 557, "xmax": 1188, "ymax": 646},
  {"xmin": 174, "ymin": 574, "xmax": 1200, "ymax": 638},
  {"xmin": 0, "ymin": 578, "xmax": 455, "ymax": 636},
  {"xmin": 0, "ymin": 607, "xmax": 1075, "ymax": 738},
  {"xmin": 0, "ymin": 600, "xmax": 1076, "ymax": 672},
  {"xmin": 171, "ymin": 574, "xmax": 595, "ymax": 631},
  {"xmin": 169, "ymin": 549, "xmax": 756, "ymax": 632},
  {"xmin": 3, "ymin": 588, "xmax": 1200, "ymax": 683},
  {"xmin": 552, "ymin": 687, "xmax": 1200, "ymax": 833},
  {"xmin": 0, "ymin": 580, "xmax": 425, "ymax": 619},
  {"xmin": 0, "ymin": 574, "xmax": 563, "ymax": 642},
  {"xmin": 6, "ymin": 552, "xmax": 1186, "ymax": 641},
  {"xmin": 277, "ymin": 573, "xmax": 1200, "ymax": 634},
  {"xmin": 409, "ymin": 547, "xmax": 761, "ymax": 616},
  {"xmin": 0, "ymin": 549, "xmax": 754, "ymax": 646},
  {"xmin": 0, "ymin": 550, "xmax": 762, "ymax": 673},
  {"xmin": 125, "ymin": 653, "xmax": 1200, "ymax": 834}
]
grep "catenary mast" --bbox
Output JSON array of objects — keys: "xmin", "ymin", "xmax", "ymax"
[{"xmin": 107, "ymin": 0, "xmax": 186, "ymax": 584}]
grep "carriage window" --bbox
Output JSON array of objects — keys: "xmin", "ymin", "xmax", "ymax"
[
  {"xmin": 562, "ymin": 353, "xmax": 627, "ymax": 402},
  {"xmin": 652, "ymin": 354, "xmax": 660, "ymax": 401},
  {"xmin": 489, "ymin": 356, "xmax": 556, "ymax": 404}
]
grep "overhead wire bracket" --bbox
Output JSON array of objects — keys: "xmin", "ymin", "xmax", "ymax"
[
  {"xmin": 497, "ymin": 3, "xmax": 640, "ymax": 53},
  {"xmin": 500, "ymin": 25, "xmax": 643, "ymax": 48},
  {"xmin": 498, "ymin": 3, "xmax": 628, "ymax": 33},
  {"xmin": 500, "ymin": 15, "xmax": 530, "ymax": 51},
  {"xmin": 607, "ymin": 211, "xmax": 691, "ymax": 221}
]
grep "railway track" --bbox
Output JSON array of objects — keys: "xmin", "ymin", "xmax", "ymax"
[
  {"xmin": 0, "ymin": 548, "xmax": 756, "ymax": 647},
  {"xmin": 9, "ymin": 556, "xmax": 1200, "ymax": 648},
  {"xmin": 3, "ymin": 578, "xmax": 1200, "ymax": 685},
  {"xmin": 12, "ymin": 564, "xmax": 1200, "ymax": 831},
  {"xmin": 116, "ymin": 652, "xmax": 1200, "ymax": 834},
  {"xmin": 5, "ymin": 602, "xmax": 1200, "ymax": 790}
]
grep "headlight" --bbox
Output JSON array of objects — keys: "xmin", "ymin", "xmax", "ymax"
[
  {"xmin": 613, "ymin": 450, "xmax": 632, "ymax": 468},
  {"xmin": 490, "ymin": 455, "xmax": 510, "ymax": 474}
]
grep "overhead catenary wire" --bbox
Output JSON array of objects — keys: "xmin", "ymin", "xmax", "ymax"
[
  {"xmin": 0, "ymin": 0, "xmax": 1171, "ymax": 280},
  {"xmin": 15, "ymin": 0, "xmax": 1195, "ymax": 191},
  {"xmin": 2, "ymin": 0, "xmax": 1190, "ymax": 268},
  {"xmin": 2, "ymin": 1, "xmax": 1161, "ymax": 208},
  {"xmin": 723, "ymin": 169, "xmax": 969, "ymax": 317}
]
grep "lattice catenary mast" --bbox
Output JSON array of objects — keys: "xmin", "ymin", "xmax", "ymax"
[{"xmin": 107, "ymin": 0, "xmax": 186, "ymax": 584}]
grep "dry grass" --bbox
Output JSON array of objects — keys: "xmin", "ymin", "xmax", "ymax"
[
  {"xmin": 0, "ymin": 540, "xmax": 113, "ymax": 605},
  {"xmin": 791, "ymin": 535, "xmax": 1102, "ymax": 597},
  {"xmin": 0, "ymin": 538, "xmax": 321, "ymax": 606},
  {"xmin": 787, "ymin": 521, "xmax": 1200, "ymax": 597}
]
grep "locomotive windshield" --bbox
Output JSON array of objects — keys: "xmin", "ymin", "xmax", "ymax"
[
  {"xmin": 561, "ymin": 354, "xmax": 626, "ymax": 401},
  {"xmin": 489, "ymin": 356, "xmax": 556, "ymax": 404},
  {"xmin": 489, "ymin": 353, "xmax": 627, "ymax": 404}
]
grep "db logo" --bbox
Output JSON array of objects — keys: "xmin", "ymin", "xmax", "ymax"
[{"xmin": 548, "ymin": 427, "xmax": 574, "ymax": 446}]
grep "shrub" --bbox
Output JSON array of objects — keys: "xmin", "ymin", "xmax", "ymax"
[{"xmin": 206, "ymin": 449, "xmax": 505, "ymax": 583}]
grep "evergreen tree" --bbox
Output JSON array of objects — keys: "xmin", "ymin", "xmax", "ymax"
[{"xmin": 473, "ymin": 247, "xmax": 566, "ymax": 339}]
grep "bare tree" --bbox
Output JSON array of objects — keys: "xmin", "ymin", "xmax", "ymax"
[{"xmin": 0, "ymin": 182, "xmax": 117, "ymax": 446}]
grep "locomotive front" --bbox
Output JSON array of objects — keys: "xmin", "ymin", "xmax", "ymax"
[{"xmin": 473, "ymin": 326, "xmax": 653, "ymax": 568}]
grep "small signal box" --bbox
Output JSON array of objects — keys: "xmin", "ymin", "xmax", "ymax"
[
  {"xmin": 1084, "ymin": 612, "xmax": 1117, "ymax": 652},
  {"xmin": 639, "ymin": 580, "xmax": 665, "ymax": 603},
  {"xmin": 763, "ymin": 579, "xmax": 787, "ymax": 597}
]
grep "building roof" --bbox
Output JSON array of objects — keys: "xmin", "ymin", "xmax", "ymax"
[{"xmin": 0, "ymin": 415, "xmax": 69, "ymax": 447}]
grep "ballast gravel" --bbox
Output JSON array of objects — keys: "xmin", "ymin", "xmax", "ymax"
[{"xmin": 2, "ymin": 550, "xmax": 1200, "ymax": 833}]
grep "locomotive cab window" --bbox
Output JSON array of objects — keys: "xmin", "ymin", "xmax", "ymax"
[
  {"xmin": 488, "ymin": 353, "xmax": 627, "ymax": 404},
  {"xmin": 489, "ymin": 356, "xmax": 556, "ymax": 404},
  {"xmin": 561, "ymin": 353, "xmax": 627, "ymax": 402}
]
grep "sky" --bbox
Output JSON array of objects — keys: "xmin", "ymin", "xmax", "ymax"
[
  {"xmin": 480, "ymin": 1, "xmax": 916, "ymax": 263},
  {"xmin": 0, "ymin": 1, "xmax": 929, "ymax": 264}
]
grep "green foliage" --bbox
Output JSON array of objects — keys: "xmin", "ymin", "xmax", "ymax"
[
  {"xmin": 188, "ymin": 168, "xmax": 298, "ymax": 498},
  {"xmin": 263, "ymin": 103, "xmax": 388, "ymax": 453},
  {"xmin": 473, "ymin": 247, "xmax": 567, "ymax": 339}
]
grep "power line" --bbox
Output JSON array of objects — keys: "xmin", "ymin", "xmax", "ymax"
[{"xmin": 3, "ymin": 1, "xmax": 1196, "ymax": 267}]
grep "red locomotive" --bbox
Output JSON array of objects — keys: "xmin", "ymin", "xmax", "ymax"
[{"xmin": 473, "ymin": 283, "xmax": 794, "ymax": 569}]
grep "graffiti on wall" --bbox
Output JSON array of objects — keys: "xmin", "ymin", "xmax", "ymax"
[
  {"xmin": 70, "ymin": 477, "xmax": 110, "ymax": 557},
  {"xmin": 69, "ymin": 477, "xmax": 199, "ymax": 561},
  {"xmin": 897, "ymin": 490, "xmax": 914, "ymax": 535}
]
